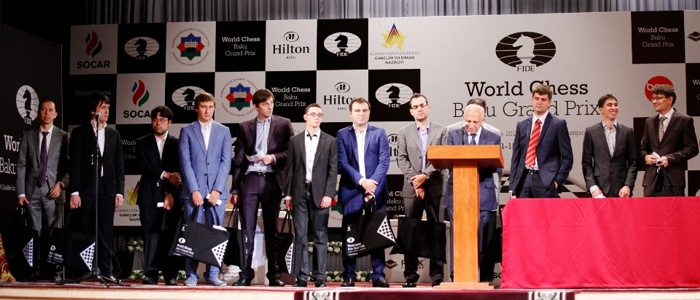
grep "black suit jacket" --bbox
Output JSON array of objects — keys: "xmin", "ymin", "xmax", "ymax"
[
  {"xmin": 232, "ymin": 115, "xmax": 294, "ymax": 193},
  {"xmin": 136, "ymin": 133, "xmax": 181, "ymax": 205},
  {"xmin": 581, "ymin": 122, "xmax": 638, "ymax": 196},
  {"xmin": 136, "ymin": 132, "xmax": 181, "ymax": 233},
  {"xmin": 640, "ymin": 109, "xmax": 699, "ymax": 195},
  {"xmin": 68, "ymin": 124, "xmax": 125, "ymax": 198},
  {"xmin": 284, "ymin": 131, "xmax": 338, "ymax": 207}
]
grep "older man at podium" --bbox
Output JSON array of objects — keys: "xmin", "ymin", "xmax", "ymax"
[{"xmin": 445, "ymin": 104, "xmax": 501, "ymax": 282}]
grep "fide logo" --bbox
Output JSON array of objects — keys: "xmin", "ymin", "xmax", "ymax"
[
  {"xmin": 124, "ymin": 36, "xmax": 160, "ymax": 61},
  {"xmin": 495, "ymin": 32, "xmax": 556, "ymax": 72},
  {"xmin": 323, "ymin": 32, "xmax": 362, "ymax": 57},
  {"xmin": 374, "ymin": 83, "xmax": 413, "ymax": 108}
]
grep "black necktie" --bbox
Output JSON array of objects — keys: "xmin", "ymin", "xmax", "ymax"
[{"xmin": 38, "ymin": 131, "xmax": 48, "ymax": 187}]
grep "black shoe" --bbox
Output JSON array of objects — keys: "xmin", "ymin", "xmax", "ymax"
[
  {"xmin": 293, "ymin": 279, "xmax": 307, "ymax": 287},
  {"xmin": 315, "ymin": 280, "xmax": 327, "ymax": 288},
  {"xmin": 372, "ymin": 277, "xmax": 390, "ymax": 288},
  {"xmin": 102, "ymin": 275, "xmax": 120, "ymax": 284},
  {"xmin": 340, "ymin": 278, "xmax": 355, "ymax": 287},
  {"xmin": 142, "ymin": 277, "xmax": 157, "ymax": 285},
  {"xmin": 165, "ymin": 278, "xmax": 178, "ymax": 286},
  {"xmin": 268, "ymin": 278, "xmax": 285, "ymax": 287},
  {"xmin": 232, "ymin": 278, "xmax": 251, "ymax": 286},
  {"xmin": 402, "ymin": 281, "xmax": 417, "ymax": 288},
  {"xmin": 431, "ymin": 279, "xmax": 443, "ymax": 287}
]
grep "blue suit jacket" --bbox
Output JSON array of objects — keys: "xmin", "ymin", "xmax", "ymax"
[
  {"xmin": 178, "ymin": 120, "xmax": 232, "ymax": 202},
  {"xmin": 445, "ymin": 127, "xmax": 502, "ymax": 211},
  {"xmin": 337, "ymin": 125, "xmax": 390, "ymax": 209},
  {"xmin": 509, "ymin": 113, "xmax": 573, "ymax": 195}
]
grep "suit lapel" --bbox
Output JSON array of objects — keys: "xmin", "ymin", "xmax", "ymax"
[
  {"xmin": 267, "ymin": 116, "xmax": 277, "ymax": 149},
  {"xmin": 538, "ymin": 114, "xmax": 552, "ymax": 147}
]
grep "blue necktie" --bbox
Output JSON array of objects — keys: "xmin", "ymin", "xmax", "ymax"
[{"xmin": 469, "ymin": 133, "xmax": 477, "ymax": 145}]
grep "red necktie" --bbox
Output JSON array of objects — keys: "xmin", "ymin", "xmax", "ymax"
[{"xmin": 525, "ymin": 119, "xmax": 541, "ymax": 168}]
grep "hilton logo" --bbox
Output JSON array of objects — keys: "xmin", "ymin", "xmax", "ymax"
[
  {"xmin": 124, "ymin": 36, "xmax": 160, "ymax": 61},
  {"xmin": 273, "ymin": 31, "xmax": 310, "ymax": 55},
  {"xmin": 374, "ymin": 83, "xmax": 413, "ymax": 108},
  {"xmin": 324, "ymin": 32, "xmax": 362, "ymax": 57},
  {"xmin": 495, "ymin": 32, "xmax": 556, "ymax": 72},
  {"xmin": 323, "ymin": 82, "xmax": 353, "ymax": 108}
]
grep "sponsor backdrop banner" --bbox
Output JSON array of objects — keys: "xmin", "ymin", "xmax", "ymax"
[{"xmin": 56, "ymin": 11, "xmax": 700, "ymax": 226}]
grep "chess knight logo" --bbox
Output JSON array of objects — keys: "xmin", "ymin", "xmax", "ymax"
[
  {"xmin": 16, "ymin": 85, "xmax": 39, "ymax": 124},
  {"xmin": 171, "ymin": 28, "xmax": 211, "ymax": 66},
  {"xmin": 323, "ymin": 32, "xmax": 362, "ymax": 57},
  {"xmin": 124, "ymin": 36, "xmax": 160, "ymax": 61},
  {"xmin": 374, "ymin": 83, "xmax": 413, "ymax": 108},
  {"xmin": 495, "ymin": 32, "xmax": 556, "ymax": 72},
  {"xmin": 172, "ymin": 86, "xmax": 207, "ymax": 110}
]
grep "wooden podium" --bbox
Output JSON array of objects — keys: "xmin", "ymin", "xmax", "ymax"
[{"xmin": 428, "ymin": 145, "xmax": 504, "ymax": 289}]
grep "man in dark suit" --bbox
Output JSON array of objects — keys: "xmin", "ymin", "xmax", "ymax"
[
  {"xmin": 136, "ymin": 106, "xmax": 183, "ymax": 286},
  {"xmin": 179, "ymin": 92, "xmax": 231, "ymax": 286},
  {"xmin": 640, "ymin": 84, "xmax": 698, "ymax": 196},
  {"xmin": 231, "ymin": 88, "xmax": 294, "ymax": 287},
  {"xmin": 510, "ymin": 84, "xmax": 573, "ymax": 199},
  {"xmin": 396, "ymin": 93, "xmax": 446, "ymax": 288},
  {"xmin": 283, "ymin": 103, "xmax": 337, "ymax": 288},
  {"xmin": 337, "ymin": 97, "xmax": 391, "ymax": 288},
  {"xmin": 67, "ymin": 92, "xmax": 125, "ymax": 281},
  {"xmin": 445, "ymin": 104, "xmax": 501, "ymax": 283},
  {"xmin": 16, "ymin": 99, "xmax": 69, "ymax": 281},
  {"xmin": 582, "ymin": 94, "xmax": 638, "ymax": 198}
]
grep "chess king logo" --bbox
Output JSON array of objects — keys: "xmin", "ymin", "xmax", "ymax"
[
  {"xmin": 323, "ymin": 32, "xmax": 362, "ymax": 57},
  {"xmin": 172, "ymin": 86, "xmax": 207, "ymax": 111},
  {"xmin": 374, "ymin": 83, "xmax": 413, "ymax": 108},
  {"xmin": 495, "ymin": 32, "xmax": 556, "ymax": 72},
  {"xmin": 77, "ymin": 31, "xmax": 111, "ymax": 69},
  {"xmin": 16, "ymin": 85, "xmax": 39, "ymax": 125},
  {"xmin": 124, "ymin": 36, "xmax": 160, "ymax": 61}
]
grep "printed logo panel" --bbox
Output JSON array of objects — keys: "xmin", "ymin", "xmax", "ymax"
[
  {"xmin": 317, "ymin": 19, "xmax": 368, "ymax": 70},
  {"xmin": 631, "ymin": 11, "xmax": 685, "ymax": 64},
  {"xmin": 116, "ymin": 73, "xmax": 166, "ymax": 124},
  {"xmin": 165, "ymin": 72, "xmax": 216, "ymax": 124},
  {"xmin": 215, "ymin": 71, "xmax": 265, "ymax": 124},
  {"xmin": 166, "ymin": 22, "xmax": 216, "ymax": 73},
  {"xmin": 216, "ymin": 21, "xmax": 266, "ymax": 72},
  {"xmin": 70, "ymin": 25, "xmax": 118, "ymax": 75},
  {"xmin": 117, "ymin": 23, "xmax": 166, "ymax": 73},
  {"xmin": 265, "ymin": 20, "xmax": 317, "ymax": 71},
  {"xmin": 266, "ymin": 71, "xmax": 316, "ymax": 122},
  {"xmin": 368, "ymin": 69, "xmax": 420, "ymax": 121}
]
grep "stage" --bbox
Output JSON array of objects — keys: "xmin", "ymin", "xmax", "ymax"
[{"xmin": 2, "ymin": 280, "xmax": 700, "ymax": 300}]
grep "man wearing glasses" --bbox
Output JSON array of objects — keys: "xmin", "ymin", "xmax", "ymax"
[
  {"xmin": 396, "ymin": 93, "xmax": 447, "ymax": 287},
  {"xmin": 284, "ymin": 103, "xmax": 337, "ymax": 288},
  {"xmin": 640, "ymin": 84, "xmax": 698, "ymax": 196}
]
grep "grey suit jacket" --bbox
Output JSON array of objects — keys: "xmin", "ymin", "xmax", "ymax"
[
  {"xmin": 284, "ymin": 130, "xmax": 338, "ymax": 207},
  {"xmin": 16, "ymin": 126, "xmax": 70, "ymax": 203},
  {"xmin": 581, "ymin": 122, "xmax": 638, "ymax": 196},
  {"xmin": 396, "ymin": 122, "xmax": 447, "ymax": 199}
]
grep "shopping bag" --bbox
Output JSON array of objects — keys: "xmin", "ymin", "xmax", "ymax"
[
  {"xmin": 394, "ymin": 217, "xmax": 446, "ymax": 262},
  {"xmin": 45, "ymin": 226, "xmax": 66, "ymax": 265},
  {"xmin": 5, "ymin": 205, "xmax": 39, "ymax": 280},
  {"xmin": 223, "ymin": 205, "xmax": 246, "ymax": 267},
  {"xmin": 276, "ymin": 210, "xmax": 294, "ymax": 274},
  {"xmin": 169, "ymin": 208, "xmax": 229, "ymax": 268},
  {"xmin": 63, "ymin": 210, "xmax": 95, "ymax": 272},
  {"xmin": 344, "ymin": 201, "xmax": 396, "ymax": 259}
]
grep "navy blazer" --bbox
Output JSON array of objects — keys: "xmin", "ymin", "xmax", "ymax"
[
  {"xmin": 337, "ymin": 125, "xmax": 390, "ymax": 208},
  {"xmin": 510, "ymin": 113, "xmax": 573, "ymax": 195}
]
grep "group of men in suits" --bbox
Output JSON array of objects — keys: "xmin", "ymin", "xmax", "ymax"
[{"xmin": 14, "ymin": 81, "xmax": 698, "ymax": 287}]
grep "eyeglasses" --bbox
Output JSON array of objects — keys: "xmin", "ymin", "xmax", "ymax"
[
  {"xmin": 410, "ymin": 103, "xmax": 428, "ymax": 110},
  {"xmin": 651, "ymin": 96, "xmax": 667, "ymax": 101},
  {"xmin": 307, "ymin": 112, "xmax": 323, "ymax": 118}
]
